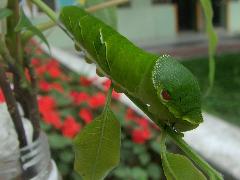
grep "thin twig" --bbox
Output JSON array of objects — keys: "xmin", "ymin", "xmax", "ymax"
[
  {"xmin": 0, "ymin": 56, "xmax": 28, "ymax": 148},
  {"xmin": 86, "ymin": 0, "xmax": 129, "ymax": 13},
  {"xmin": 26, "ymin": 61, "xmax": 41, "ymax": 140}
]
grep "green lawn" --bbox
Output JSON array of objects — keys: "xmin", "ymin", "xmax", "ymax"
[{"xmin": 182, "ymin": 53, "xmax": 240, "ymax": 126}]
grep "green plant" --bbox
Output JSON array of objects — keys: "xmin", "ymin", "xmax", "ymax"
[{"xmin": 0, "ymin": 0, "xmax": 222, "ymax": 179}]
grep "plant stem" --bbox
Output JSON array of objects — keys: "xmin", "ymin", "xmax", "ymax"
[
  {"xmin": 31, "ymin": 0, "xmax": 58, "ymax": 22},
  {"xmin": 6, "ymin": 0, "xmax": 23, "ymax": 64},
  {"xmin": 104, "ymin": 82, "xmax": 114, "ymax": 112},
  {"xmin": 0, "ymin": 57, "xmax": 27, "ymax": 148}
]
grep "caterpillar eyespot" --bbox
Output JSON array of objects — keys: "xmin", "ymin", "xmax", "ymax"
[
  {"xmin": 60, "ymin": 6, "xmax": 203, "ymax": 132},
  {"xmin": 161, "ymin": 89, "xmax": 171, "ymax": 101}
]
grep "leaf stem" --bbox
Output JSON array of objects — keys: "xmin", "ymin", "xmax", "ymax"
[
  {"xmin": 31, "ymin": 0, "xmax": 58, "ymax": 22},
  {"xmin": 104, "ymin": 82, "xmax": 113, "ymax": 112}
]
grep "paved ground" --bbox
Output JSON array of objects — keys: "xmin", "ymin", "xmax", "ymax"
[{"xmin": 42, "ymin": 45, "xmax": 240, "ymax": 179}]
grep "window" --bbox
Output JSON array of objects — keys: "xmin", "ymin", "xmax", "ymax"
[
  {"xmin": 38, "ymin": 0, "xmax": 56, "ymax": 11},
  {"xmin": 152, "ymin": 0, "xmax": 173, "ymax": 4}
]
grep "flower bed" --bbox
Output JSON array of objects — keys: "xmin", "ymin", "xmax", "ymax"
[{"xmin": 0, "ymin": 49, "xmax": 173, "ymax": 179}]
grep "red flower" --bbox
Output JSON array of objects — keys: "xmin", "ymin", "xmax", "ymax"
[
  {"xmin": 125, "ymin": 108, "xmax": 137, "ymax": 121},
  {"xmin": 39, "ymin": 81, "xmax": 64, "ymax": 93},
  {"xmin": 88, "ymin": 92, "xmax": 106, "ymax": 108},
  {"xmin": 70, "ymin": 91, "xmax": 89, "ymax": 105},
  {"xmin": 80, "ymin": 76, "xmax": 95, "ymax": 86},
  {"xmin": 136, "ymin": 118, "xmax": 149, "ymax": 128},
  {"xmin": 35, "ymin": 66, "xmax": 47, "ymax": 76},
  {"xmin": 41, "ymin": 110, "xmax": 62, "ymax": 129},
  {"xmin": 25, "ymin": 68, "xmax": 31, "ymax": 82},
  {"xmin": 79, "ymin": 108, "xmax": 93, "ymax": 124},
  {"xmin": 102, "ymin": 79, "xmax": 121, "ymax": 99},
  {"xmin": 51, "ymin": 83, "xmax": 64, "ymax": 93},
  {"xmin": 31, "ymin": 58, "xmax": 41, "ymax": 67},
  {"xmin": 38, "ymin": 96, "xmax": 56, "ymax": 113},
  {"xmin": 131, "ymin": 128, "xmax": 151, "ymax": 144},
  {"xmin": 102, "ymin": 79, "xmax": 111, "ymax": 91},
  {"xmin": 38, "ymin": 96, "xmax": 62, "ymax": 129},
  {"xmin": 45, "ymin": 60, "xmax": 61, "ymax": 78},
  {"xmin": 39, "ymin": 80, "xmax": 51, "ymax": 91},
  {"xmin": 0, "ymin": 89, "xmax": 5, "ymax": 103},
  {"xmin": 112, "ymin": 90, "xmax": 120, "ymax": 99},
  {"xmin": 48, "ymin": 66, "xmax": 61, "ymax": 78},
  {"xmin": 61, "ymin": 116, "xmax": 81, "ymax": 138}
]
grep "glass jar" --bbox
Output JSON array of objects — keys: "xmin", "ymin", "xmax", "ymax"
[{"xmin": 0, "ymin": 132, "xmax": 60, "ymax": 180}]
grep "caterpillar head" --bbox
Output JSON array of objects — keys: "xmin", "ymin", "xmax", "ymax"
[{"xmin": 152, "ymin": 55, "xmax": 203, "ymax": 131}]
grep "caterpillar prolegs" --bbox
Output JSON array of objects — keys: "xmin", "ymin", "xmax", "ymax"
[{"xmin": 60, "ymin": 6, "xmax": 203, "ymax": 132}]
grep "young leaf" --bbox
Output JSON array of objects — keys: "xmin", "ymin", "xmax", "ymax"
[
  {"xmin": 15, "ymin": 8, "xmax": 49, "ymax": 48},
  {"xmin": 84, "ymin": 0, "xmax": 117, "ymax": 29},
  {"xmin": 161, "ymin": 152, "xmax": 206, "ymax": 180},
  {"xmin": 73, "ymin": 86, "xmax": 121, "ymax": 180},
  {"xmin": 200, "ymin": 0, "xmax": 218, "ymax": 89},
  {"xmin": 0, "ymin": 8, "xmax": 13, "ymax": 20}
]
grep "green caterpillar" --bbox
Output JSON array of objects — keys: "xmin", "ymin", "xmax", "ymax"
[{"xmin": 60, "ymin": 6, "xmax": 203, "ymax": 132}]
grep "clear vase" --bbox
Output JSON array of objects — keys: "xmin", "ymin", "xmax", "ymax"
[{"xmin": 0, "ymin": 132, "xmax": 61, "ymax": 180}]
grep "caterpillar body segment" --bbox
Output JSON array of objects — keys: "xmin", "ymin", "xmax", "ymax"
[{"xmin": 60, "ymin": 6, "xmax": 203, "ymax": 132}]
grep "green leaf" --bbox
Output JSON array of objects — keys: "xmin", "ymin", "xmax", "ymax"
[
  {"xmin": 60, "ymin": 150, "xmax": 74, "ymax": 163},
  {"xmin": 48, "ymin": 134, "xmax": 72, "ymax": 149},
  {"xmin": 161, "ymin": 152, "xmax": 206, "ymax": 180},
  {"xmin": 0, "ymin": 8, "xmax": 12, "ymax": 20},
  {"xmin": 15, "ymin": 8, "xmax": 50, "ymax": 48},
  {"xmin": 147, "ymin": 163, "xmax": 162, "ymax": 179},
  {"xmin": 84, "ymin": 0, "xmax": 117, "ymax": 29},
  {"xmin": 73, "ymin": 105, "xmax": 121, "ymax": 179},
  {"xmin": 131, "ymin": 167, "xmax": 148, "ymax": 180},
  {"xmin": 200, "ymin": 0, "xmax": 218, "ymax": 88},
  {"xmin": 139, "ymin": 153, "xmax": 150, "ymax": 165}
]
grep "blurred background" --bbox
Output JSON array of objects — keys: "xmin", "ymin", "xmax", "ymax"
[{"xmin": 19, "ymin": 0, "xmax": 240, "ymax": 179}]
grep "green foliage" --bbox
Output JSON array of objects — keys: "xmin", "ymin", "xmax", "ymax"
[
  {"xmin": 83, "ymin": 0, "xmax": 117, "ymax": 28},
  {"xmin": 0, "ymin": 8, "xmax": 12, "ymax": 20},
  {"xmin": 15, "ymin": 8, "xmax": 49, "ymax": 48},
  {"xmin": 161, "ymin": 152, "xmax": 206, "ymax": 180},
  {"xmin": 48, "ymin": 133, "xmax": 72, "ymax": 149},
  {"xmin": 73, "ymin": 89, "xmax": 121, "ymax": 180},
  {"xmin": 199, "ymin": 0, "xmax": 218, "ymax": 89}
]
